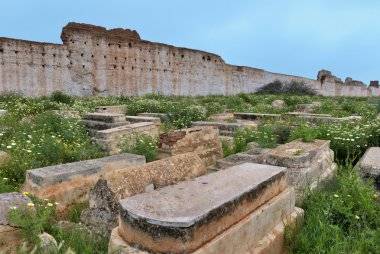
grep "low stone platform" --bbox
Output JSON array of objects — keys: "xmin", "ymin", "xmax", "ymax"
[
  {"xmin": 81, "ymin": 113, "xmax": 129, "ymax": 135},
  {"xmin": 95, "ymin": 122, "xmax": 159, "ymax": 154},
  {"xmin": 217, "ymin": 140, "xmax": 337, "ymax": 199},
  {"xmin": 286, "ymin": 112, "xmax": 362, "ymax": 122},
  {"xmin": 356, "ymin": 147, "xmax": 380, "ymax": 194},
  {"xmin": 192, "ymin": 120, "xmax": 257, "ymax": 136},
  {"xmin": 234, "ymin": 112, "xmax": 281, "ymax": 121},
  {"xmin": 81, "ymin": 152, "xmax": 206, "ymax": 237},
  {"xmin": 265, "ymin": 139, "xmax": 337, "ymax": 195},
  {"xmin": 53, "ymin": 110, "xmax": 80, "ymax": 118},
  {"xmin": 295, "ymin": 102, "xmax": 321, "ymax": 113},
  {"xmin": 22, "ymin": 153, "xmax": 145, "ymax": 211},
  {"xmin": 109, "ymin": 163, "xmax": 300, "ymax": 254},
  {"xmin": 0, "ymin": 192, "xmax": 34, "ymax": 252},
  {"xmin": 95, "ymin": 105, "xmax": 126, "ymax": 114},
  {"xmin": 137, "ymin": 113, "xmax": 170, "ymax": 122},
  {"xmin": 126, "ymin": 116, "xmax": 161, "ymax": 126},
  {"xmin": 158, "ymin": 126, "xmax": 223, "ymax": 166}
]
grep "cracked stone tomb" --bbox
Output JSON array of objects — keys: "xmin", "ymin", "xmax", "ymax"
[
  {"xmin": 109, "ymin": 162, "xmax": 303, "ymax": 254},
  {"xmin": 216, "ymin": 139, "xmax": 337, "ymax": 199},
  {"xmin": 81, "ymin": 112, "xmax": 129, "ymax": 135},
  {"xmin": 157, "ymin": 126, "xmax": 223, "ymax": 167},
  {"xmin": 22, "ymin": 153, "xmax": 145, "ymax": 212},
  {"xmin": 356, "ymin": 147, "xmax": 380, "ymax": 195}
]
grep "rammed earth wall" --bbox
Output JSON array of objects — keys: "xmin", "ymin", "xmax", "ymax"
[{"xmin": 0, "ymin": 22, "xmax": 379, "ymax": 97}]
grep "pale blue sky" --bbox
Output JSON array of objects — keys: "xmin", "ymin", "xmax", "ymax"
[{"xmin": 1, "ymin": 0, "xmax": 379, "ymax": 84}]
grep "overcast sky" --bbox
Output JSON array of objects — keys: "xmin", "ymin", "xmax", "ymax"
[{"xmin": 1, "ymin": 0, "xmax": 379, "ymax": 84}]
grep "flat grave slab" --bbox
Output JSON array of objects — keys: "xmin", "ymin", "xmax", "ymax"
[
  {"xmin": 233, "ymin": 112, "xmax": 281, "ymax": 120},
  {"xmin": 126, "ymin": 115, "xmax": 161, "ymax": 125},
  {"xmin": 192, "ymin": 120, "xmax": 257, "ymax": 136},
  {"xmin": 82, "ymin": 113, "xmax": 126, "ymax": 123},
  {"xmin": 118, "ymin": 162, "xmax": 287, "ymax": 253},
  {"xmin": 22, "ymin": 153, "xmax": 145, "ymax": 210},
  {"xmin": 95, "ymin": 105, "xmax": 126, "ymax": 114}
]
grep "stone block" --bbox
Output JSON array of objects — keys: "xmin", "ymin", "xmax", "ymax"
[
  {"xmin": 83, "ymin": 113, "xmax": 126, "ymax": 123},
  {"xmin": 95, "ymin": 122, "xmax": 159, "ymax": 154},
  {"xmin": 137, "ymin": 112, "xmax": 169, "ymax": 122},
  {"xmin": 95, "ymin": 105, "xmax": 127, "ymax": 114},
  {"xmin": 158, "ymin": 126, "xmax": 223, "ymax": 166},
  {"xmin": 286, "ymin": 112, "xmax": 362, "ymax": 122},
  {"xmin": 117, "ymin": 163, "xmax": 287, "ymax": 253},
  {"xmin": 208, "ymin": 113, "xmax": 235, "ymax": 122},
  {"xmin": 22, "ymin": 153, "xmax": 145, "ymax": 211},
  {"xmin": 0, "ymin": 151, "xmax": 10, "ymax": 166},
  {"xmin": 0, "ymin": 192, "xmax": 33, "ymax": 225},
  {"xmin": 0, "ymin": 109, "xmax": 7, "ymax": 117},
  {"xmin": 355, "ymin": 147, "xmax": 380, "ymax": 193},
  {"xmin": 271, "ymin": 99, "xmax": 285, "ymax": 108},
  {"xmin": 192, "ymin": 120, "xmax": 257, "ymax": 136},
  {"xmin": 52, "ymin": 110, "xmax": 80, "ymax": 118},
  {"xmin": 234, "ymin": 112, "xmax": 281, "ymax": 121},
  {"xmin": 295, "ymin": 103, "xmax": 321, "ymax": 113},
  {"xmin": 83, "ymin": 152, "xmax": 207, "ymax": 235},
  {"xmin": 126, "ymin": 115, "xmax": 161, "ymax": 126}
]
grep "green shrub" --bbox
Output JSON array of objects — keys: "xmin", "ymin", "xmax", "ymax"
[
  {"xmin": 119, "ymin": 133, "xmax": 158, "ymax": 162},
  {"xmin": 222, "ymin": 140, "xmax": 235, "ymax": 158},
  {"xmin": 256, "ymin": 80, "xmax": 317, "ymax": 96},
  {"xmin": 289, "ymin": 124, "xmax": 319, "ymax": 142},
  {"xmin": 50, "ymin": 91, "xmax": 75, "ymax": 105}
]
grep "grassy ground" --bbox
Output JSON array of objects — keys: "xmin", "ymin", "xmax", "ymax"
[{"xmin": 0, "ymin": 92, "xmax": 379, "ymax": 253}]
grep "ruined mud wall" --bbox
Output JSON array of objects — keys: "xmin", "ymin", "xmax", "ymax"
[{"xmin": 0, "ymin": 22, "xmax": 379, "ymax": 97}]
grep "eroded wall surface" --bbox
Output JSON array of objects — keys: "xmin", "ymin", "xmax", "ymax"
[{"xmin": 0, "ymin": 22, "xmax": 378, "ymax": 97}]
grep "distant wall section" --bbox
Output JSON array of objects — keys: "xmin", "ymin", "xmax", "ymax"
[{"xmin": 0, "ymin": 22, "xmax": 379, "ymax": 97}]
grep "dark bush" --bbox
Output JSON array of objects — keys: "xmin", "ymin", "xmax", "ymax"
[
  {"xmin": 50, "ymin": 91, "xmax": 75, "ymax": 105},
  {"xmin": 256, "ymin": 80, "xmax": 317, "ymax": 96}
]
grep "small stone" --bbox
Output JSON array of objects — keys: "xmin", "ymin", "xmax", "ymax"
[
  {"xmin": 271, "ymin": 100, "xmax": 285, "ymax": 108},
  {"xmin": 38, "ymin": 232, "xmax": 58, "ymax": 253}
]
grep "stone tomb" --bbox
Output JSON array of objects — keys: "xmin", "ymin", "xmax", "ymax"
[
  {"xmin": 95, "ymin": 122, "xmax": 159, "ymax": 154},
  {"xmin": 192, "ymin": 120, "xmax": 257, "ymax": 136},
  {"xmin": 81, "ymin": 113, "xmax": 129, "ymax": 135},
  {"xmin": 109, "ymin": 163, "xmax": 303, "ymax": 254},
  {"xmin": 125, "ymin": 115, "xmax": 161, "ymax": 127},
  {"xmin": 137, "ymin": 112, "xmax": 170, "ymax": 122},
  {"xmin": 295, "ymin": 102, "xmax": 321, "ymax": 113},
  {"xmin": 22, "ymin": 153, "xmax": 145, "ymax": 212},
  {"xmin": 355, "ymin": 147, "xmax": 380, "ymax": 194},
  {"xmin": 95, "ymin": 105, "xmax": 127, "ymax": 114},
  {"xmin": 82, "ymin": 152, "xmax": 206, "ymax": 235},
  {"xmin": 233, "ymin": 112, "xmax": 281, "ymax": 121},
  {"xmin": 0, "ymin": 192, "xmax": 34, "ymax": 252},
  {"xmin": 216, "ymin": 140, "xmax": 337, "ymax": 199},
  {"xmin": 157, "ymin": 126, "xmax": 223, "ymax": 167},
  {"xmin": 286, "ymin": 112, "xmax": 362, "ymax": 122}
]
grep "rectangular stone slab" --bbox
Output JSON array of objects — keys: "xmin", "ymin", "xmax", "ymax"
[
  {"xmin": 82, "ymin": 113, "xmax": 126, "ymax": 123},
  {"xmin": 25, "ymin": 153, "xmax": 145, "ymax": 187},
  {"xmin": 126, "ymin": 116, "xmax": 161, "ymax": 125},
  {"xmin": 118, "ymin": 162, "xmax": 287, "ymax": 253},
  {"xmin": 95, "ymin": 105, "xmax": 126, "ymax": 114},
  {"xmin": 357, "ymin": 147, "xmax": 380, "ymax": 176},
  {"xmin": 233, "ymin": 112, "xmax": 281, "ymax": 120}
]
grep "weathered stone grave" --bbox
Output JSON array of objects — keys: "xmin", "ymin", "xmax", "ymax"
[
  {"xmin": 158, "ymin": 126, "xmax": 223, "ymax": 166},
  {"xmin": 109, "ymin": 163, "xmax": 303, "ymax": 254},
  {"xmin": 234, "ymin": 112, "xmax": 281, "ymax": 121},
  {"xmin": 81, "ymin": 113, "xmax": 129, "ymax": 135},
  {"xmin": 95, "ymin": 105, "xmax": 126, "ymax": 114},
  {"xmin": 95, "ymin": 122, "xmax": 159, "ymax": 154},
  {"xmin": 0, "ymin": 109, "xmax": 7, "ymax": 117},
  {"xmin": 81, "ymin": 152, "xmax": 206, "ymax": 236},
  {"xmin": 216, "ymin": 140, "xmax": 337, "ymax": 199},
  {"xmin": 0, "ymin": 192, "xmax": 34, "ymax": 252},
  {"xmin": 22, "ymin": 153, "xmax": 145, "ymax": 213},
  {"xmin": 286, "ymin": 112, "xmax": 362, "ymax": 122},
  {"xmin": 295, "ymin": 102, "xmax": 321, "ymax": 113},
  {"xmin": 125, "ymin": 115, "xmax": 161, "ymax": 127},
  {"xmin": 52, "ymin": 110, "xmax": 80, "ymax": 118},
  {"xmin": 137, "ymin": 112, "xmax": 170, "ymax": 123},
  {"xmin": 208, "ymin": 112, "xmax": 234, "ymax": 122},
  {"xmin": 192, "ymin": 120, "xmax": 257, "ymax": 136},
  {"xmin": 355, "ymin": 147, "xmax": 380, "ymax": 196}
]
